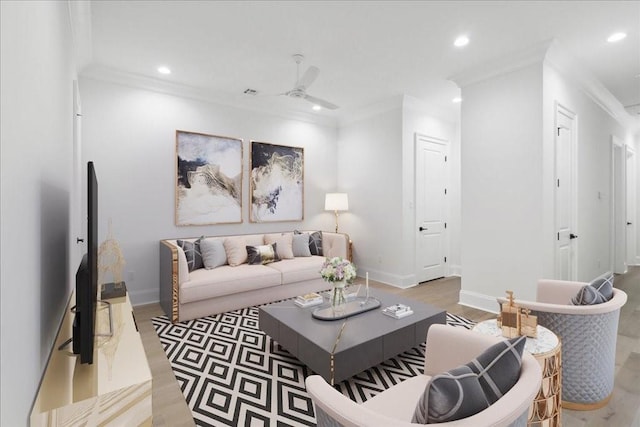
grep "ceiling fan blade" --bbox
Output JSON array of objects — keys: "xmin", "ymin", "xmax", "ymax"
[
  {"xmin": 297, "ymin": 66, "xmax": 319, "ymax": 90},
  {"xmin": 303, "ymin": 94, "xmax": 339, "ymax": 110}
]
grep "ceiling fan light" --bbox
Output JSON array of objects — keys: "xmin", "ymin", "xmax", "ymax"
[
  {"xmin": 157, "ymin": 66, "xmax": 171, "ymax": 75},
  {"xmin": 312, "ymin": 105, "xmax": 322, "ymax": 111},
  {"xmin": 607, "ymin": 32, "xmax": 627, "ymax": 43}
]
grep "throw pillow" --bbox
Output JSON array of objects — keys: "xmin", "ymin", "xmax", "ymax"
[
  {"xmin": 412, "ymin": 365, "xmax": 490, "ymax": 424},
  {"xmin": 309, "ymin": 231, "xmax": 323, "ymax": 256},
  {"xmin": 264, "ymin": 233, "xmax": 294, "ymax": 259},
  {"xmin": 200, "ymin": 238, "xmax": 227, "ymax": 269},
  {"xmin": 247, "ymin": 243, "xmax": 280, "ymax": 265},
  {"xmin": 292, "ymin": 233, "xmax": 312, "ymax": 257},
  {"xmin": 223, "ymin": 236, "xmax": 248, "ymax": 266},
  {"xmin": 465, "ymin": 335, "xmax": 526, "ymax": 404},
  {"xmin": 177, "ymin": 237, "xmax": 203, "ymax": 272},
  {"xmin": 572, "ymin": 275, "xmax": 614, "ymax": 305}
]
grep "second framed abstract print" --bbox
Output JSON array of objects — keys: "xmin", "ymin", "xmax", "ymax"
[{"xmin": 250, "ymin": 141, "xmax": 303, "ymax": 222}]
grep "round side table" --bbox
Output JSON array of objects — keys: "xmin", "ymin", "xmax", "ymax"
[{"xmin": 472, "ymin": 319, "xmax": 562, "ymax": 427}]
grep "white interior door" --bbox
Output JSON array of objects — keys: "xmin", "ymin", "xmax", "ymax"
[
  {"xmin": 555, "ymin": 105, "xmax": 577, "ymax": 280},
  {"xmin": 626, "ymin": 146, "xmax": 637, "ymax": 266},
  {"xmin": 72, "ymin": 80, "xmax": 84, "ymax": 269},
  {"xmin": 415, "ymin": 134, "xmax": 448, "ymax": 283}
]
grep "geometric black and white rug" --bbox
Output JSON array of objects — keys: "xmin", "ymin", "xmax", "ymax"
[{"xmin": 152, "ymin": 308, "xmax": 474, "ymax": 427}]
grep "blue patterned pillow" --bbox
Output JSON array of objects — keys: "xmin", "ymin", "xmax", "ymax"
[
  {"xmin": 177, "ymin": 237, "xmax": 203, "ymax": 272},
  {"xmin": 412, "ymin": 365, "xmax": 489, "ymax": 423},
  {"xmin": 465, "ymin": 335, "xmax": 526, "ymax": 404},
  {"xmin": 572, "ymin": 275, "xmax": 614, "ymax": 305}
]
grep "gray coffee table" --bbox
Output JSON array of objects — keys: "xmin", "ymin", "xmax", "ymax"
[{"xmin": 258, "ymin": 288, "xmax": 446, "ymax": 384}]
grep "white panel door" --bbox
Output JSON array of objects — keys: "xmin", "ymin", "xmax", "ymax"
[
  {"xmin": 627, "ymin": 147, "xmax": 637, "ymax": 266},
  {"xmin": 555, "ymin": 106, "xmax": 577, "ymax": 280},
  {"xmin": 415, "ymin": 134, "xmax": 448, "ymax": 283}
]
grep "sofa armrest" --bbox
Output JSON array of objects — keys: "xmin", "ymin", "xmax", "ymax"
[
  {"xmin": 322, "ymin": 232, "xmax": 351, "ymax": 260},
  {"xmin": 160, "ymin": 240, "xmax": 182, "ymax": 323}
]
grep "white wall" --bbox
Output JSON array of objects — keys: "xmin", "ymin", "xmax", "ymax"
[
  {"xmin": 459, "ymin": 64, "xmax": 545, "ymax": 310},
  {"xmin": 338, "ymin": 102, "xmax": 404, "ymax": 284},
  {"xmin": 80, "ymin": 77, "xmax": 338, "ymax": 304},
  {"xmin": 1, "ymin": 2, "xmax": 76, "ymax": 425}
]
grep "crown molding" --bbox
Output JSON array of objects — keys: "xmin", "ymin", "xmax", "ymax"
[
  {"xmin": 544, "ymin": 40, "xmax": 637, "ymax": 131},
  {"xmin": 79, "ymin": 64, "xmax": 338, "ymax": 128},
  {"xmin": 450, "ymin": 39, "xmax": 637, "ymax": 132},
  {"xmin": 402, "ymin": 95, "xmax": 459, "ymax": 124},
  {"xmin": 449, "ymin": 39, "xmax": 552, "ymax": 88},
  {"xmin": 337, "ymin": 95, "xmax": 404, "ymax": 127}
]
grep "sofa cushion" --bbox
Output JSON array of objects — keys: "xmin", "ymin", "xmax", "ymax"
[
  {"xmin": 177, "ymin": 237, "xmax": 203, "ymax": 272},
  {"xmin": 200, "ymin": 238, "xmax": 227, "ymax": 269},
  {"xmin": 412, "ymin": 365, "xmax": 490, "ymax": 424},
  {"xmin": 292, "ymin": 233, "xmax": 312, "ymax": 257},
  {"xmin": 264, "ymin": 233, "xmax": 294, "ymax": 259},
  {"xmin": 176, "ymin": 245, "xmax": 190, "ymax": 284},
  {"xmin": 181, "ymin": 264, "xmax": 281, "ymax": 303},
  {"xmin": 265, "ymin": 256, "xmax": 326, "ymax": 285},
  {"xmin": 223, "ymin": 235, "xmax": 265, "ymax": 266},
  {"xmin": 247, "ymin": 243, "xmax": 280, "ymax": 265},
  {"xmin": 465, "ymin": 335, "xmax": 525, "ymax": 404}
]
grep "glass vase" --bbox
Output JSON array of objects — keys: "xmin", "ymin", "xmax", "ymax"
[{"xmin": 331, "ymin": 281, "xmax": 347, "ymax": 313}]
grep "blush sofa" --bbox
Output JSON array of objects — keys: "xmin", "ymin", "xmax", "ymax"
[{"xmin": 160, "ymin": 231, "xmax": 351, "ymax": 323}]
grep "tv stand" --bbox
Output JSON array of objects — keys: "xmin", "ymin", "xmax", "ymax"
[{"xmin": 30, "ymin": 291, "xmax": 152, "ymax": 425}]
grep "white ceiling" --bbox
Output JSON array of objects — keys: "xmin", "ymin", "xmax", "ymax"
[{"xmin": 87, "ymin": 1, "xmax": 640, "ymax": 120}]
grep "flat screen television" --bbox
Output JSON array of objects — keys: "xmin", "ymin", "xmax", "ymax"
[{"xmin": 72, "ymin": 161, "xmax": 98, "ymax": 364}]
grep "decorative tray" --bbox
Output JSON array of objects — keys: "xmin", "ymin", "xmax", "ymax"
[{"xmin": 312, "ymin": 297, "xmax": 381, "ymax": 321}]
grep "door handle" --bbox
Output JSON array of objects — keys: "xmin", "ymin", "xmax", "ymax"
[
  {"xmin": 419, "ymin": 226, "xmax": 428, "ymax": 231},
  {"xmin": 627, "ymin": 222, "xmax": 633, "ymax": 225},
  {"xmin": 569, "ymin": 233, "xmax": 578, "ymax": 239}
]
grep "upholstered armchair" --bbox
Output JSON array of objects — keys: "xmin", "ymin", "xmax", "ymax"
[
  {"xmin": 505, "ymin": 279, "xmax": 628, "ymax": 410},
  {"xmin": 305, "ymin": 324, "xmax": 541, "ymax": 427}
]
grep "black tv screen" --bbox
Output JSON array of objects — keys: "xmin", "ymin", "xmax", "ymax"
[{"xmin": 73, "ymin": 161, "xmax": 98, "ymax": 364}]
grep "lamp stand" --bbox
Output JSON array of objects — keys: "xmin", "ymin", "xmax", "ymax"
[{"xmin": 334, "ymin": 210, "xmax": 339, "ymax": 233}]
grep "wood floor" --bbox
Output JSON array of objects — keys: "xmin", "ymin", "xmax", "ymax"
[{"xmin": 133, "ymin": 267, "xmax": 640, "ymax": 426}]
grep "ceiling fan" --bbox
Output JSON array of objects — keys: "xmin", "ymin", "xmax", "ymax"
[{"xmin": 279, "ymin": 54, "xmax": 339, "ymax": 110}]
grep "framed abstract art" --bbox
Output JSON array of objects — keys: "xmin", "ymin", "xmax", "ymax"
[
  {"xmin": 250, "ymin": 141, "xmax": 304, "ymax": 222},
  {"xmin": 175, "ymin": 130, "xmax": 243, "ymax": 225}
]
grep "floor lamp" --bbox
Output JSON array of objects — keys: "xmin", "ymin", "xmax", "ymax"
[{"xmin": 325, "ymin": 193, "xmax": 349, "ymax": 233}]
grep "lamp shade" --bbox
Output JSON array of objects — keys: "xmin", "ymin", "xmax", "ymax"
[{"xmin": 325, "ymin": 193, "xmax": 349, "ymax": 211}]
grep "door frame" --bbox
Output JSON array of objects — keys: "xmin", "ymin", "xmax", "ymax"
[
  {"xmin": 626, "ymin": 144, "xmax": 637, "ymax": 266},
  {"xmin": 611, "ymin": 135, "xmax": 627, "ymax": 273},
  {"xmin": 414, "ymin": 132, "xmax": 450, "ymax": 282},
  {"xmin": 554, "ymin": 102, "xmax": 578, "ymax": 280}
]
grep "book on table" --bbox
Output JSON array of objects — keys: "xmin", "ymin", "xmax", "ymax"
[
  {"xmin": 382, "ymin": 303, "xmax": 414, "ymax": 319},
  {"xmin": 295, "ymin": 292, "xmax": 323, "ymax": 307}
]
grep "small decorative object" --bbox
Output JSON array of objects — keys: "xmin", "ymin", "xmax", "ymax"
[
  {"xmin": 497, "ymin": 290, "xmax": 538, "ymax": 338},
  {"xmin": 519, "ymin": 308, "xmax": 538, "ymax": 338},
  {"xmin": 497, "ymin": 290, "xmax": 520, "ymax": 338},
  {"xmin": 320, "ymin": 257, "xmax": 357, "ymax": 312},
  {"xmin": 382, "ymin": 303, "xmax": 414, "ymax": 319},
  {"xmin": 295, "ymin": 292, "xmax": 323, "ymax": 308}
]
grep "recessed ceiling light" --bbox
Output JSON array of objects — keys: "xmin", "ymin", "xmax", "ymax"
[
  {"xmin": 312, "ymin": 105, "xmax": 322, "ymax": 111},
  {"xmin": 607, "ymin": 32, "xmax": 627, "ymax": 43},
  {"xmin": 157, "ymin": 66, "xmax": 171, "ymax": 75},
  {"xmin": 452, "ymin": 97, "xmax": 462, "ymax": 103},
  {"xmin": 454, "ymin": 35, "xmax": 469, "ymax": 47}
]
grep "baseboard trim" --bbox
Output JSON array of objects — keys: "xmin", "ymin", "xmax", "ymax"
[
  {"xmin": 129, "ymin": 288, "xmax": 159, "ymax": 306},
  {"xmin": 357, "ymin": 269, "xmax": 416, "ymax": 289},
  {"xmin": 459, "ymin": 290, "xmax": 499, "ymax": 314},
  {"xmin": 449, "ymin": 264, "xmax": 462, "ymax": 277}
]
